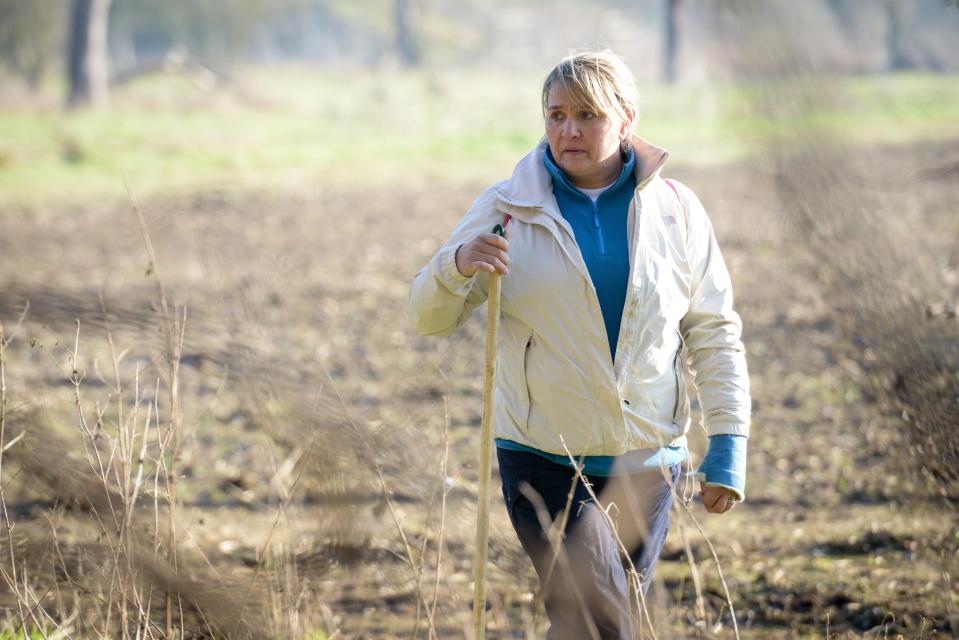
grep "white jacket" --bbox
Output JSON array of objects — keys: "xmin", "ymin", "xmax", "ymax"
[{"xmin": 406, "ymin": 136, "xmax": 750, "ymax": 456}]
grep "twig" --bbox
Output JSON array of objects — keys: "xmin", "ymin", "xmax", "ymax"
[
  {"xmin": 125, "ymin": 176, "xmax": 171, "ymax": 329},
  {"xmin": 676, "ymin": 517, "xmax": 707, "ymax": 631},
  {"xmin": 237, "ymin": 387, "xmax": 327, "ymax": 625},
  {"xmin": 0, "ymin": 322, "xmax": 30, "ymax": 634},
  {"xmin": 412, "ymin": 474, "xmax": 439, "ymax": 638},
  {"xmin": 516, "ymin": 484, "xmax": 601, "ymax": 640},
  {"xmin": 678, "ymin": 499, "xmax": 740, "ymax": 640},
  {"xmin": 321, "ymin": 367, "xmax": 437, "ymax": 633},
  {"xmin": 542, "ymin": 463, "xmax": 580, "ymax": 596},
  {"xmin": 427, "ymin": 397, "xmax": 451, "ymax": 640}
]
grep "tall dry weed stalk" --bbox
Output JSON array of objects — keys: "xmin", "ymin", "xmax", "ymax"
[{"xmin": 0, "ymin": 306, "xmax": 35, "ymax": 636}]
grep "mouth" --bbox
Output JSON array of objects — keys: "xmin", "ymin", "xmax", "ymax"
[{"xmin": 562, "ymin": 149, "xmax": 586, "ymax": 156}]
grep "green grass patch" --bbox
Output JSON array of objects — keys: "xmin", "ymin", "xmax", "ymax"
[
  {"xmin": 1, "ymin": 68, "xmax": 958, "ymax": 207},
  {"xmin": 0, "ymin": 631, "xmax": 55, "ymax": 639}
]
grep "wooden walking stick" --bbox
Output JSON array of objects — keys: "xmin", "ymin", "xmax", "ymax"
[{"xmin": 472, "ymin": 215, "xmax": 510, "ymax": 639}]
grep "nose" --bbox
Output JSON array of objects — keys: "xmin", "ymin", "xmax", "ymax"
[{"xmin": 562, "ymin": 117, "xmax": 579, "ymax": 138}]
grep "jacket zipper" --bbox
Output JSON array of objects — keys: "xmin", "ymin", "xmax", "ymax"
[
  {"xmin": 671, "ymin": 330, "xmax": 686, "ymax": 423},
  {"xmin": 671, "ymin": 347, "xmax": 682, "ymax": 422},
  {"xmin": 591, "ymin": 201, "xmax": 608, "ymax": 256},
  {"xmin": 613, "ymin": 193, "xmax": 642, "ymax": 383}
]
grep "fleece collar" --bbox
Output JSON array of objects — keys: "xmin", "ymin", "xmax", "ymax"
[
  {"xmin": 542, "ymin": 145, "xmax": 637, "ymax": 199},
  {"xmin": 495, "ymin": 134, "xmax": 669, "ymax": 209}
]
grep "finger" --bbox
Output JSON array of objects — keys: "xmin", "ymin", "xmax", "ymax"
[
  {"xmin": 471, "ymin": 258, "xmax": 509, "ymax": 275},
  {"xmin": 480, "ymin": 233, "xmax": 509, "ymax": 252},
  {"xmin": 488, "ymin": 257, "xmax": 510, "ymax": 275},
  {"xmin": 475, "ymin": 246, "xmax": 510, "ymax": 265},
  {"xmin": 484, "ymin": 232, "xmax": 509, "ymax": 251},
  {"xmin": 470, "ymin": 261, "xmax": 496, "ymax": 274},
  {"xmin": 719, "ymin": 491, "xmax": 739, "ymax": 513},
  {"xmin": 472, "ymin": 247, "xmax": 510, "ymax": 271},
  {"xmin": 714, "ymin": 491, "xmax": 735, "ymax": 512},
  {"xmin": 702, "ymin": 484, "xmax": 732, "ymax": 504},
  {"xmin": 706, "ymin": 490, "xmax": 725, "ymax": 512}
]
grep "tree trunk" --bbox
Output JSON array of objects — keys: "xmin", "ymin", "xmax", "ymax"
[
  {"xmin": 884, "ymin": 0, "xmax": 913, "ymax": 71},
  {"xmin": 394, "ymin": 0, "xmax": 419, "ymax": 67},
  {"xmin": 662, "ymin": 0, "xmax": 682, "ymax": 84},
  {"xmin": 67, "ymin": 0, "xmax": 111, "ymax": 107}
]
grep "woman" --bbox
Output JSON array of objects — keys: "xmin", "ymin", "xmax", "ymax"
[{"xmin": 407, "ymin": 51, "xmax": 750, "ymax": 639}]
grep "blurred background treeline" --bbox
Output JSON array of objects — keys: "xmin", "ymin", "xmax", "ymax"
[
  {"xmin": 2, "ymin": 0, "xmax": 959, "ymax": 99},
  {"xmin": 2, "ymin": 0, "xmax": 959, "ymax": 205}
]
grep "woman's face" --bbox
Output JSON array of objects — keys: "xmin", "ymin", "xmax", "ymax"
[{"xmin": 544, "ymin": 83, "xmax": 632, "ymax": 189}]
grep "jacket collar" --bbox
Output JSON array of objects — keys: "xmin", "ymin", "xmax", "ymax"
[{"xmin": 495, "ymin": 134, "xmax": 669, "ymax": 211}]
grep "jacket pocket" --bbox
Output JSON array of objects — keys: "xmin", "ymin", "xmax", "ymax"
[
  {"xmin": 521, "ymin": 330, "xmax": 534, "ymax": 431},
  {"xmin": 496, "ymin": 448, "xmax": 533, "ymax": 526}
]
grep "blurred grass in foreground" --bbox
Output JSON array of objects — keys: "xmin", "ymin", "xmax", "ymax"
[{"xmin": 1, "ymin": 67, "xmax": 958, "ymax": 206}]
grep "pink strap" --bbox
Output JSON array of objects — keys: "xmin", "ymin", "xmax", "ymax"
[{"xmin": 663, "ymin": 178, "xmax": 680, "ymax": 202}]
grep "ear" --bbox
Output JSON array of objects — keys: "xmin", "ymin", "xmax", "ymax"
[{"xmin": 620, "ymin": 107, "xmax": 636, "ymax": 139}]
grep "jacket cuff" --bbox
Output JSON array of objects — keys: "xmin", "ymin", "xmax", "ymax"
[
  {"xmin": 706, "ymin": 421, "xmax": 750, "ymax": 438},
  {"xmin": 438, "ymin": 244, "xmax": 475, "ymax": 294}
]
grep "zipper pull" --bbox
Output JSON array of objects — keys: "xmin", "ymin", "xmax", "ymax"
[{"xmin": 593, "ymin": 202, "xmax": 607, "ymax": 255}]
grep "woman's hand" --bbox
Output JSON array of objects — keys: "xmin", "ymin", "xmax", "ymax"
[
  {"xmin": 454, "ymin": 232, "xmax": 510, "ymax": 277},
  {"xmin": 700, "ymin": 484, "xmax": 739, "ymax": 514}
]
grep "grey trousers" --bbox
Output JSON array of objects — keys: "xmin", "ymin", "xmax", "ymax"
[{"xmin": 498, "ymin": 447, "xmax": 680, "ymax": 640}]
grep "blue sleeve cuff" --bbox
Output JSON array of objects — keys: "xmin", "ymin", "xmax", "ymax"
[{"xmin": 697, "ymin": 434, "xmax": 747, "ymax": 500}]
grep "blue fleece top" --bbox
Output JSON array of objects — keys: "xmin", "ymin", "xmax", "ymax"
[
  {"xmin": 543, "ymin": 146, "xmax": 636, "ymax": 359},
  {"xmin": 495, "ymin": 147, "xmax": 746, "ymax": 497}
]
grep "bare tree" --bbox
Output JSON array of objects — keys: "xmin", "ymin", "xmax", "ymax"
[
  {"xmin": 395, "ymin": 0, "xmax": 419, "ymax": 67},
  {"xmin": 884, "ymin": 0, "xmax": 915, "ymax": 70},
  {"xmin": 67, "ymin": 0, "xmax": 112, "ymax": 107},
  {"xmin": 662, "ymin": 0, "xmax": 683, "ymax": 84},
  {"xmin": 0, "ymin": 0, "xmax": 64, "ymax": 89}
]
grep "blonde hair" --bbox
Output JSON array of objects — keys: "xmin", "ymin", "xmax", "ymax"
[{"xmin": 541, "ymin": 50, "xmax": 640, "ymax": 130}]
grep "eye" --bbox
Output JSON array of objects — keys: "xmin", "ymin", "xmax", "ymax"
[
  {"xmin": 549, "ymin": 111, "xmax": 564, "ymax": 122},
  {"xmin": 580, "ymin": 111, "xmax": 597, "ymax": 121}
]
